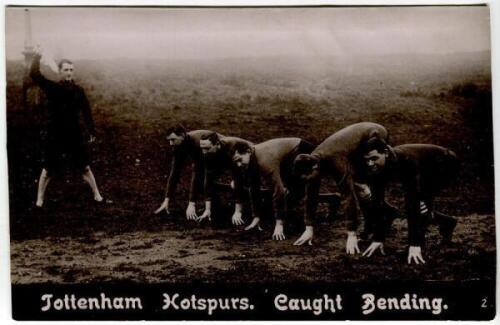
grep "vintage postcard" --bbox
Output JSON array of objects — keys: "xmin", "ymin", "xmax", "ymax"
[{"xmin": 4, "ymin": 3, "xmax": 496, "ymax": 320}]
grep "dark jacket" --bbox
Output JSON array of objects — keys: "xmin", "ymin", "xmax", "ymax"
[
  {"xmin": 164, "ymin": 130, "xmax": 217, "ymax": 202},
  {"xmin": 30, "ymin": 55, "xmax": 95, "ymax": 141},
  {"xmin": 203, "ymin": 136, "xmax": 253, "ymax": 201},
  {"xmin": 234, "ymin": 138, "xmax": 314, "ymax": 221},
  {"xmin": 372, "ymin": 144, "xmax": 459, "ymax": 246}
]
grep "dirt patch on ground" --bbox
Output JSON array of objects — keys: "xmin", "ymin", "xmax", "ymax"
[{"xmin": 10, "ymin": 214, "xmax": 495, "ymax": 284}]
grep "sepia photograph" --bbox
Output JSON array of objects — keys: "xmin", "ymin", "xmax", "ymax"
[{"xmin": 4, "ymin": 4, "xmax": 496, "ymax": 320}]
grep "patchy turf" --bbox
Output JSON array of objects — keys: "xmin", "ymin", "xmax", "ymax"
[
  {"xmin": 7, "ymin": 53, "xmax": 495, "ymax": 283},
  {"xmin": 10, "ymin": 214, "xmax": 496, "ymax": 284}
]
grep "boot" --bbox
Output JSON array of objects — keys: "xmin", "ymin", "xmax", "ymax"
[
  {"xmin": 383, "ymin": 201, "xmax": 401, "ymax": 231},
  {"xmin": 435, "ymin": 212, "xmax": 457, "ymax": 244}
]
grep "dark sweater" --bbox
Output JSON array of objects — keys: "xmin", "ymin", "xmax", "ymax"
[
  {"xmin": 304, "ymin": 122, "xmax": 388, "ymax": 231},
  {"xmin": 372, "ymin": 144, "xmax": 459, "ymax": 246},
  {"xmin": 164, "ymin": 130, "xmax": 216, "ymax": 202},
  {"xmin": 30, "ymin": 55, "xmax": 95, "ymax": 140},
  {"xmin": 203, "ymin": 136, "xmax": 253, "ymax": 201},
  {"xmin": 234, "ymin": 138, "xmax": 314, "ymax": 221}
]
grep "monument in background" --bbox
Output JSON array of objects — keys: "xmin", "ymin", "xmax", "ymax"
[{"xmin": 22, "ymin": 8, "xmax": 40, "ymax": 109}]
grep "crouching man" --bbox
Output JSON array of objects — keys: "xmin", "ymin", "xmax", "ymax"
[
  {"xmin": 155, "ymin": 126, "xmax": 222, "ymax": 220},
  {"xmin": 359, "ymin": 140, "xmax": 459, "ymax": 264},
  {"xmin": 292, "ymin": 122, "xmax": 389, "ymax": 250},
  {"xmin": 197, "ymin": 132, "xmax": 253, "ymax": 222},
  {"xmin": 232, "ymin": 138, "xmax": 315, "ymax": 240}
]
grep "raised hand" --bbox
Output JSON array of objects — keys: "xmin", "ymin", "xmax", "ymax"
[{"xmin": 34, "ymin": 44, "xmax": 43, "ymax": 57}]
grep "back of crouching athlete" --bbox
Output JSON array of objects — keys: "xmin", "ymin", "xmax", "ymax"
[
  {"xmin": 292, "ymin": 122, "xmax": 389, "ymax": 249},
  {"xmin": 232, "ymin": 138, "xmax": 315, "ymax": 240},
  {"xmin": 359, "ymin": 139, "xmax": 459, "ymax": 265}
]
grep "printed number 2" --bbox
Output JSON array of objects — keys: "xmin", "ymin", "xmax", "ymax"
[{"xmin": 481, "ymin": 298, "xmax": 488, "ymax": 308}]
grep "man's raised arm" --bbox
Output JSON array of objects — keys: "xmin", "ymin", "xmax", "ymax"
[{"xmin": 30, "ymin": 53, "xmax": 57, "ymax": 94}]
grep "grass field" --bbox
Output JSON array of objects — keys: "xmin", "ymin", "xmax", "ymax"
[{"xmin": 7, "ymin": 52, "xmax": 496, "ymax": 283}]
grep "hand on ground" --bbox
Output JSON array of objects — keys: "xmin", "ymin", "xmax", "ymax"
[
  {"xmin": 154, "ymin": 198, "xmax": 170, "ymax": 214},
  {"xmin": 272, "ymin": 222, "xmax": 285, "ymax": 240},
  {"xmin": 346, "ymin": 232, "xmax": 360, "ymax": 255},
  {"xmin": 362, "ymin": 242, "xmax": 385, "ymax": 257},
  {"xmin": 294, "ymin": 226, "xmax": 313, "ymax": 245},
  {"xmin": 408, "ymin": 246, "xmax": 425, "ymax": 265},
  {"xmin": 244, "ymin": 217, "xmax": 262, "ymax": 231},
  {"xmin": 232, "ymin": 211, "xmax": 245, "ymax": 226},
  {"xmin": 186, "ymin": 203, "xmax": 198, "ymax": 220},
  {"xmin": 197, "ymin": 209, "xmax": 211, "ymax": 222}
]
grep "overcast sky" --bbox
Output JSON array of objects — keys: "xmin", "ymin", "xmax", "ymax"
[{"xmin": 5, "ymin": 6, "xmax": 491, "ymax": 61}]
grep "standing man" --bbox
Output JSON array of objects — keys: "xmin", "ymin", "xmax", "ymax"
[
  {"xmin": 232, "ymin": 138, "xmax": 316, "ymax": 240},
  {"xmin": 292, "ymin": 122, "xmax": 388, "ymax": 250},
  {"xmin": 30, "ymin": 49, "xmax": 103, "ymax": 207},
  {"xmin": 154, "ymin": 127, "xmax": 222, "ymax": 220},
  {"xmin": 359, "ymin": 140, "xmax": 458, "ymax": 264}
]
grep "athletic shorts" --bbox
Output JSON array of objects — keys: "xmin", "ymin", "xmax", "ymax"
[{"xmin": 41, "ymin": 132, "xmax": 90, "ymax": 174}]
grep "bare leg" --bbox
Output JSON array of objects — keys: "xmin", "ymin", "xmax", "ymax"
[
  {"xmin": 36, "ymin": 168, "xmax": 51, "ymax": 207},
  {"xmin": 82, "ymin": 166, "xmax": 103, "ymax": 202}
]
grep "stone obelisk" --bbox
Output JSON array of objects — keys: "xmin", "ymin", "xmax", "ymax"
[{"xmin": 22, "ymin": 8, "xmax": 39, "ymax": 109}]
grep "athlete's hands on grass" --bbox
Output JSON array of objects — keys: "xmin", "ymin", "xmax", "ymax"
[
  {"xmin": 231, "ymin": 203, "xmax": 245, "ymax": 225},
  {"xmin": 362, "ymin": 241, "xmax": 385, "ymax": 257},
  {"xmin": 408, "ymin": 246, "xmax": 425, "ymax": 265},
  {"xmin": 186, "ymin": 201, "xmax": 198, "ymax": 220},
  {"xmin": 154, "ymin": 197, "xmax": 170, "ymax": 214},
  {"xmin": 245, "ymin": 217, "xmax": 262, "ymax": 231},
  {"xmin": 294, "ymin": 226, "xmax": 313, "ymax": 245},
  {"xmin": 346, "ymin": 231, "xmax": 360, "ymax": 254},
  {"xmin": 272, "ymin": 219, "xmax": 285, "ymax": 240},
  {"xmin": 232, "ymin": 211, "xmax": 244, "ymax": 225},
  {"xmin": 198, "ymin": 201, "xmax": 212, "ymax": 222}
]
